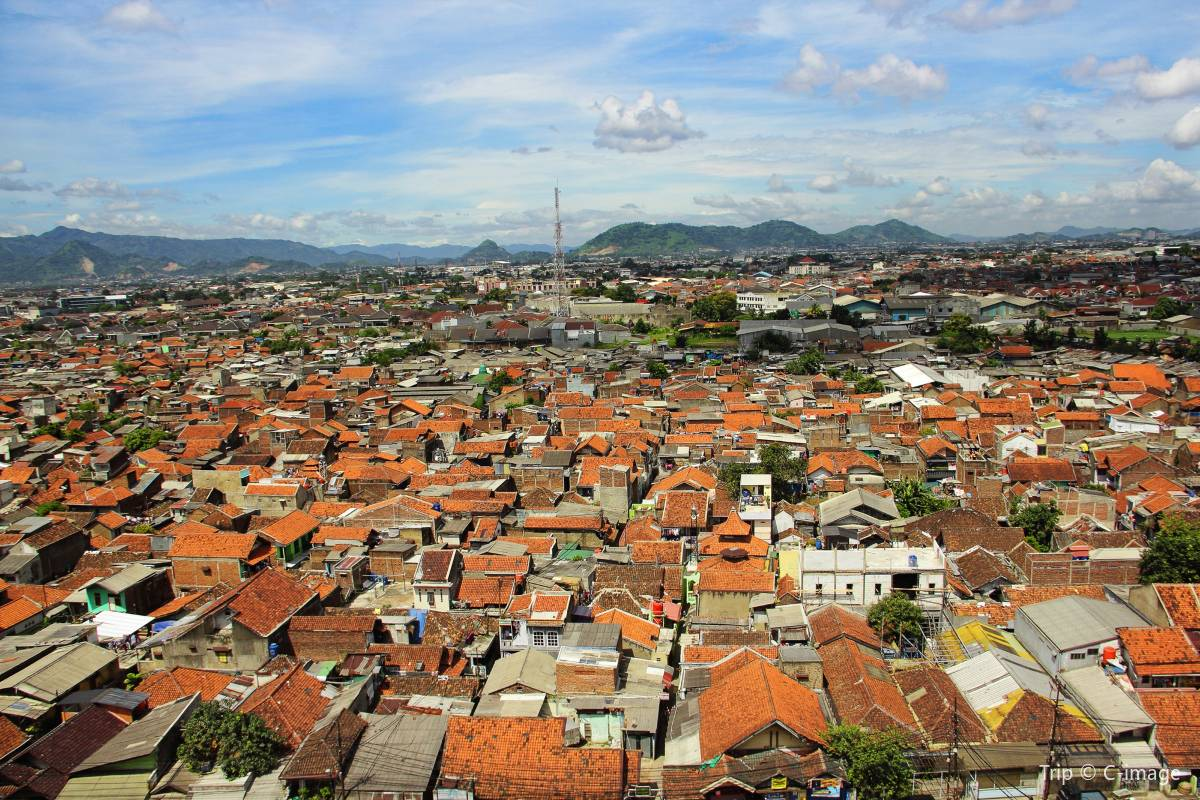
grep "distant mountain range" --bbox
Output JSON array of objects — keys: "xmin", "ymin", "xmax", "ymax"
[
  {"xmin": 328, "ymin": 241, "xmax": 556, "ymax": 260},
  {"xmin": 947, "ymin": 225, "xmax": 1200, "ymax": 245},
  {"xmin": 574, "ymin": 219, "xmax": 950, "ymax": 257},
  {"xmin": 0, "ymin": 227, "xmax": 558, "ymax": 285}
]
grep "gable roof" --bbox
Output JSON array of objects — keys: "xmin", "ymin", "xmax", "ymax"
[{"xmin": 698, "ymin": 657, "xmax": 826, "ymax": 760}]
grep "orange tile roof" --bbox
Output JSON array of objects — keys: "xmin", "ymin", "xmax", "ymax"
[
  {"xmin": 138, "ymin": 667, "xmax": 234, "ymax": 708},
  {"xmin": 440, "ymin": 716, "xmax": 631, "ymax": 800},
  {"xmin": 169, "ymin": 531, "xmax": 259, "ymax": 559},
  {"xmin": 698, "ymin": 655, "xmax": 826, "ymax": 760},
  {"xmin": 1119, "ymin": 627, "xmax": 1200, "ymax": 675}
]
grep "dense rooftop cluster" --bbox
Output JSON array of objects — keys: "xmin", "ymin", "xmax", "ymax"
[{"xmin": 0, "ymin": 241, "xmax": 1198, "ymax": 800}]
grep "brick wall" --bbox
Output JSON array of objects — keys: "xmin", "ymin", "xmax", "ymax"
[
  {"xmin": 555, "ymin": 661, "xmax": 618, "ymax": 694},
  {"xmin": 369, "ymin": 551, "xmax": 414, "ymax": 582},
  {"xmin": 1022, "ymin": 552, "xmax": 1141, "ymax": 585}
]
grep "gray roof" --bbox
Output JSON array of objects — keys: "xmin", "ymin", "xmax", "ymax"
[
  {"xmin": 74, "ymin": 694, "xmax": 198, "ymax": 773},
  {"xmin": 1060, "ymin": 665, "xmax": 1153, "ymax": 736},
  {"xmin": 818, "ymin": 488, "xmax": 900, "ymax": 526},
  {"xmin": 561, "ymin": 622, "xmax": 621, "ymax": 650},
  {"xmin": 0, "ymin": 642, "xmax": 117, "ymax": 702},
  {"xmin": 343, "ymin": 712, "xmax": 448, "ymax": 795},
  {"xmin": 1016, "ymin": 596, "xmax": 1148, "ymax": 650},
  {"xmin": 96, "ymin": 563, "xmax": 162, "ymax": 595},
  {"xmin": 482, "ymin": 647, "xmax": 556, "ymax": 695}
]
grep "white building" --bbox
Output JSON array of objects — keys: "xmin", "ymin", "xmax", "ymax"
[{"xmin": 777, "ymin": 545, "xmax": 945, "ymax": 608}]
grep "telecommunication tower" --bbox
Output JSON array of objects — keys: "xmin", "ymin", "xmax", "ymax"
[{"xmin": 554, "ymin": 186, "xmax": 569, "ymax": 317}]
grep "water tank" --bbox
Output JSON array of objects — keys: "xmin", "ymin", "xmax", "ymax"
[
  {"xmin": 268, "ymin": 642, "xmax": 280, "ymax": 658},
  {"xmin": 651, "ymin": 600, "xmax": 665, "ymax": 617},
  {"xmin": 908, "ymin": 554, "xmax": 918, "ymax": 568}
]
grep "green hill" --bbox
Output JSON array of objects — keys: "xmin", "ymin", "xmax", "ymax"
[
  {"xmin": 576, "ymin": 218, "xmax": 949, "ymax": 257},
  {"xmin": 460, "ymin": 239, "xmax": 513, "ymax": 262}
]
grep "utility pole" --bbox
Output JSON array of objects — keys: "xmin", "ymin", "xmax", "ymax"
[
  {"xmin": 949, "ymin": 689, "xmax": 960, "ymax": 800},
  {"xmin": 1041, "ymin": 676, "xmax": 1062, "ymax": 800}
]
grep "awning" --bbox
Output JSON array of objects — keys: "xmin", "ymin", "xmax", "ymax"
[{"xmin": 92, "ymin": 610, "xmax": 155, "ymax": 642}]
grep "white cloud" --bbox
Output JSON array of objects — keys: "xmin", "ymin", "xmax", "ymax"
[
  {"xmin": 0, "ymin": 160, "xmax": 25, "ymax": 174},
  {"xmin": 834, "ymin": 53, "xmax": 947, "ymax": 100},
  {"xmin": 593, "ymin": 91, "xmax": 704, "ymax": 153},
  {"xmin": 54, "ymin": 177, "xmax": 132, "ymax": 199},
  {"xmin": 808, "ymin": 174, "xmax": 840, "ymax": 193},
  {"xmin": 220, "ymin": 212, "xmax": 322, "ymax": 234},
  {"xmin": 1065, "ymin": 54, "xmax": 1150, "ymax": 83},
  {"xmin": 843, "ymin": 159, "xmax": 902, "ymax": 187},
  {"xmin": 1021, "ymin": 191, "xmax": 1048, "ymax": 211},
  {"xmin": 954, "ymin": 186, "xmax": 1012, "ymax": 210},
  {"xmin": 1021, "ymin": 139, "xmax": 1067, "ymax": 158},
  {"xmin": 923, "ymin": 176, "xmax": 951, "ymax": 195},
  {"xmin": 1135, "ymin": 58, "xmax": 1200, "ymax": 101},
  {"xmin": 783, "ymin": 45, "xmax": 945, "ymax": 100},
  {"xmin": 767, "ymin": 173, "xmax": 795, "ymax": 193},
  {"xmin": 780, "ymin": 44, "xmax": 840, "ymax": 93},
  {"xmin": 1122, "ymin": 158, "xmax": 1199, "ymax": 202},
  {"xmin": 1167, "ymin": 106, "xmax": 1200, "ymax": 149},
  {"xmin": 863, "ymin": 0, "xmax": 927, "ymax": 26},
  {"xmin": 941, "ymin": 0, "xmax": 1076, "ymax": 32},
  {"xmin": 1024, "ymin": 103, "xmax": 1050, "ymax": 129},
  {"xmin": 102, "ymin": 0, "xmax": 173, "ymax": 32},
  {"xmin": 0, "ymin": 224, "xmax": 30, "ymax": 238},
  {"xmin": 0, "ymin": 177, "xmax": 43, "ymax": 192}
]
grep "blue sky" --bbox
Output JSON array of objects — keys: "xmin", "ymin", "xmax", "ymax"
[{"xmin": 1, "ymin": 0, "xmax": 1199, "ymax": 245}]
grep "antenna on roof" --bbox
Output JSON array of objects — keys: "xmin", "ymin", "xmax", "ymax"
[{"xmin": 554, "ymin": 185, "xmax": 569, "ymax": 318}]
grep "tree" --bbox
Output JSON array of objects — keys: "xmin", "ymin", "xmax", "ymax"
[
  {"xmin": 824, "ymin": 724, "xmax": 914, "ymax": 800},
  {"xmin": 854, "ymin": 375, "xmax": 885, "ymax": 394},
  {"xmin": 485, "ymin": 370, "xmax": 515, "ymax": 393},
  {"xmin": 867, "ymin": 591, "xmax": 925, "ymax": 646},
  {"xmin": 604, "ymin": 283, "xmax": 637, "ymax": 303},
  {"xmin": 1092, "ymin": 327, "xmax": 1109, "ymax": 349},
  {"xmin": 1140, "ymin": 514, "xmax": 1200, "ymax": 583},
  {"xmin": 890, "ymin": 478, "xmax": 953, "ymax": 517},
  {"xmin": 755, "ymin": 330, "xmax": 793, "ymax": 354},
  {"xmin": 672, "ymin": 331, "xmax": 689, "ymax": 348},
  {"xmin": 806, "ymin": 304, "xmax": 828, "ymax": 319},
  {"xmin": 632, "ymin": 319, "xmax": 652, "ymax": 335},
  {"xmin": 1150, "ymin": 296, "xmax": 1187, "ymax": 320},
  {"xmin": 784, "ymin": 348, "xmax": 823, "ymax": 375},
  {"xmin": 178, "ymin": 702, "xmax": 283, "ymax": 779},
  {"xmin": 1010, "ymin": 500, "xmax": 1061, "ymax": 552},
  {"xmin": 123, "ymin": 426, "xmax": 170, "ymax": 453},
  {"xmin": 646, "ymin": 360, "xmax": 670, "ymax": 379},
  {"xmin": 936, "ymin": 313, "xmax": 993, "ymax": 354},
  {"xmin": 35, "ymin": 501, "xmax": 65, "ymax": 516},
  {"xmin": 718, "ymin": 443, "xmax": 807, "ymax": 502},
  {"xmin": 113, "ymin": 361, "xmax": 136, "ymax": 377},
  {"xmin": 691, "ymin": 291, "xmax": 739, "ymax": 322}
]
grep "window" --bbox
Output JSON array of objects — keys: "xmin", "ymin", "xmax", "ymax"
[
  {"xmin": 427, "ymin": 592, "xmax": 436, "ymax": 606},
  {"xmin": 217, "ymin": 652, "xmax": 229, "ymax": 664},
  {"xmin": 1086, "ymin": 648, "xmax": 1099, "ymax": 656},
  {"xmin": 201, "ymin": 566, "xmax": 212, "ymax": 577},
  {"xmin": 815, "ymin": 584, "xmax": 823, "ymax": 595},
  {"xmin": 875, "ymin": 583, "xmax": 883, "ymax": 596},
  {"xmin": 545, "ymin": 630, "xmax": 560, "ymax": 648},
  {"xmin": 532, "ymin": 629, "xmax": 547, "ymax": 647},
  {"xmin": 845, "ymin": 583, "xmax": 854, "ymax": 596},
  {"xmin": 928, "ymin": 583, "xmax": 936, "ymax": 590},
  {"xmin": 1069, "ymin": 652, "xmax": 1088, "ymax": 661}
]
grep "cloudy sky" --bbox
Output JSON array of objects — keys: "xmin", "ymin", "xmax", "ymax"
[{"xmin": 1, "ymin": 0, "xmax": 1199, "ymax": 245}]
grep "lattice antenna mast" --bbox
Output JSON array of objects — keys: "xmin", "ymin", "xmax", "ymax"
[{"xmin": 554, "ymin": 185, "xmax": 568, "ymax": 317}]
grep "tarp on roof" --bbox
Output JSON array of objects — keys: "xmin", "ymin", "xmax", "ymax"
[
  {"xmin": 58, "ymin": 771, "xmax": 153, "ymax": 800},
  {"xmin": 92, "ymin": 610, "xmax": 155, "ymax": 642}
]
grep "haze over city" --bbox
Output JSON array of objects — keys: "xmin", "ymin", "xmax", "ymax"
[{"xmin": 2, "ymin": 0, "xmax": 1199, "ymax": 247}]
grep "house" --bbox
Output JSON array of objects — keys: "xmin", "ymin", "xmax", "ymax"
[
  {"xmin": 57, "ymin": 695, "xmax": 198, "ymax": 800},
  {"xmin": 816, "ymin": 489, "xmax": 900, "ymax": 545},
  {"xmin": 779, "ymin": 547, "xmax": 946, "ymax": 608},
  {"xmin": 412, "ymin": 549, "xmax": 462, "ymax": 611},
  {"xmin": 0, "ymin": 520, "xmax": 89, "ymax": 584},
  {"xmin": 261, "ymin": 509, "xmax": 320, "ymax": 567},
  {"xmin": 0, "ymin": 705, "xmax": 129, "ymax": 798},
  {"xmin": 1117, "ymin": 626, "xmax": 1200, "ymax": 688},
  {"xmin": 1013, "ymin": 595, "xmax": 1149, "ymax": 674},
  {"xmin": 288, "ymin": 614, "xmax": 378, "ymax": 662},
  {"xmin": 341, "ymin": 712, "xmax": 449, "ymax": 800},
  {"xmin": 79, "ymin": 563, "xmax": 174, "ymax": 616},
  {"xmin": 145, "ymin": 568, "xmax": 320, "ymax": 671},
  {"xmin": 498, "ymin": 591, "xmax": 573, "ymax": 653},
  {"xmin": 0, "ymin": 642, "xmax": 120, "ymax": 702},
  {"xmin": 665, "ymin": 651, "xmax": 826, "ymax": 766},
  {"xmin": 168, "ymin": 528, "xmax": 272, "ymax": 590},
  {"xmin": 438, "ymin": 716, "xmax": 634, "ymax": 800},
  {"xmin": 694, "ymin": 550, "xmax": 775, "ymax": 624}
]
